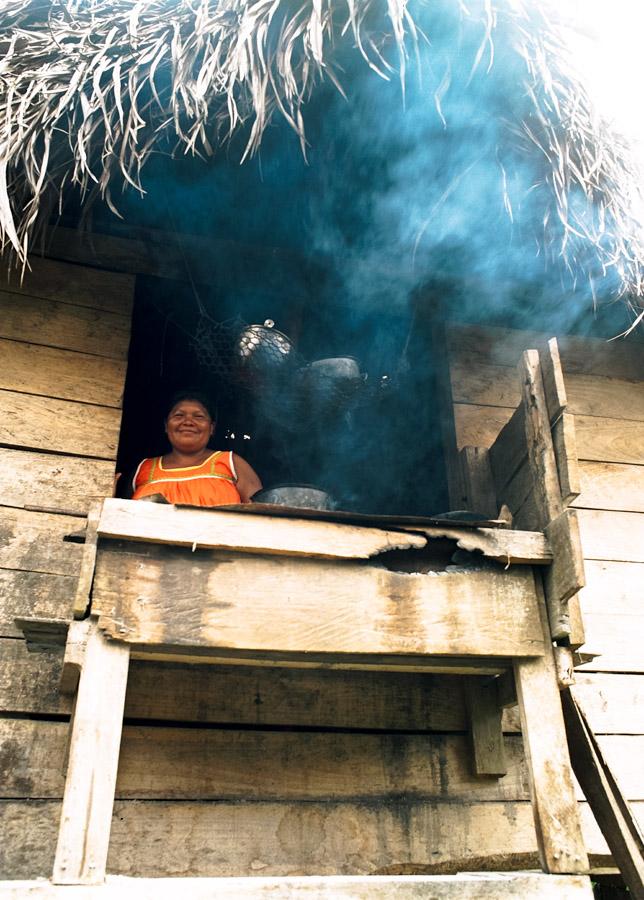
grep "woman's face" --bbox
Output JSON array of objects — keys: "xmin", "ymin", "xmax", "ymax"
[{"xmin": 165, "ymin": 399, "xmax": 214, "ymax": 454}]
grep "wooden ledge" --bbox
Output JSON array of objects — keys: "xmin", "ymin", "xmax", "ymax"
[
  {"xmin": 97, "ymin": 499, "xmax": 552, "ymax": 566},
  {"xmin": 0, "ymin": 873, "xmax": 594, "ymax": 898}
]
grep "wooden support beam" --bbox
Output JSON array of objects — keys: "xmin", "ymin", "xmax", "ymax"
[
  {"xmin": 53, "ymin": 619, "xmax": 130, "ymax": 885},
  {"xmin": 59, "ymin": 619, "xmax": 92, "ymax": 695},
  {"xmin": 541, "ymin": 338, "xmax": 568, "ymax": 424},
  {"xmin": 543, "ymin": 509, "xmax": 586, "ymax": 639},
  {"xmin": 519, "ymin": 350, "xmax": 563, "ymax": 526},
  {"xmin": 73, "ymin": 501, "xmax": 103, "ymax": 618},
  {"xmin": 464, "ymin": 677, "xmax": 507, "ymax": 777},
  {"xmin": 460, "ymin": 447, "xmax": 498, "ymax": 519},
  {"xmin": 562, "ymin": 687, "xmax": 644, "ymax": 899},
  {"xmin": 513, "ymin": 583, "xmax": 588, "ymax": 874},
  {"xmin": 552, "ymin": 414, "xmax": 581, "ymax": 506},
  {"xmin": 518, "ymin": 350, "xmax": 587, "ymax": 641},
  {"xmin": 495, "ymin": 670, "xmax": 518, "ymax": 709}
]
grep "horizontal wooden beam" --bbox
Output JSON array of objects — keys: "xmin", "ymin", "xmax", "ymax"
[
  {"xmin": 93, "ymin": 541, "xmax": 545, "ymax": 662},
  {"xmin": 42, "ymin": 224, "xmax": 313, "ymax": 283},
  {"xmin": 98, "ymin": 499, "xmax": 428, "ymax": 561},
  {"xmin": 0, "ymin": 797, "xmax": 621, "ymax": 881},
  {"xmin": 98, "ymin": 498, "xmax": 553, "ymax": 565},
  {"xmin": 0, "ymin": 873, "xmax": 595, "ymax": 898}
]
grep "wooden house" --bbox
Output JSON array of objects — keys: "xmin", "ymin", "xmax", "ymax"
[
  {"xmin": 0, "ymin": 238, "xmax": 642, "ymax": 899},
  {"xmin": 1, "ymin": 2, "xmax": 643, "ymax": 897}
]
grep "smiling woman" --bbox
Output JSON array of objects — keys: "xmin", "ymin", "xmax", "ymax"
[{"xmin": 130, "ymin": 391, "xmax": 262, "ymax": 507}]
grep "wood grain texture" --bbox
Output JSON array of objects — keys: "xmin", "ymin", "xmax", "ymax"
[
  {"xmin": 456, "ymin": 404, "xmax": 515, "ymax": 452},
  {"xmin": 543, "ymin": 510, "xmax": 586, "ymax": 607},
  {"xmin": 573, "ymin": 415, "xmax": 644, "ymax": 465},
  {"xmin": 0, "ymin": 338, "xmax": 126, "ymax": 407},
  {"xmin": 0, "ymin": 292, "xmax": 130, "ymax": 359},
  {"xmin": 451, "ymin": 361, "xmax": 644, "ymax": 423},
  {"xmin": 72, "ymin": 503, "xmax": 101, "ymax": 619},
  {"xmin": 98, "ymin": 499, "xmax": 428, "ymax": 561},
  {"xmin": 459, "ymin": 448, "xmax": 498, "ymax": 518},
  {"xmin": 465, "ymin": 677, "xmax": 507, "ymax": 776},
  {"xmin": 0, "ymin": 570, "xmax": 76, "ymax": 637},
  {"xmin": 6, "ymin": 718, "xmax": 644, "ymax": 803},
  {"xmin": 573, "ymin": 673, "xmax": 644, "ymax": 735},
  {"xmin": 53, "ymin": 620, "xmax": 130, "ymax": 884},
  {"xmin": 0, "ymin": 507, "xmax": 84, "ymax": 575},
  {"xmin": 5, "ymin": 255, "xmax": 134, "ymax": 315},
  {"xmin": 541, "ymin": 339, "xmax": 568, "ymax": 424},
  {"xmin": 0, "ymin": 448, "xmax": 115, "ymax": 514},
  {"xmin": 93, "ymin": 542, "xmax": 545, "ymax": 660},
  {"xmin": 457, "ymin": 405, "xmax": 644, "ymax": 464},
  {"xmin": 563, "ymin": 689, "xmax": 644, "ymax": 899},
  {"xmin": 576, "ymin": 560, "xmax": 644, "ymax": 673},
  {"xmin": 1, "ymin": 639, "xmax": 520, "ymax": 732},
  {"xmin": 498, "ymin": 458, "xmax": 533, "ymax": 521},
  {"xmin": 446, "ymin": 323, "xmax": 644, "ymax": 381},
  {"xmin": 552, "ymin": 414, "xmax": 581, "ymax": 505},
  {"xmin": 514, "ymin": 634, "xmax": 588, "ymax": 871},
  {"xmin": 577, "ymin": 509, "xmax": 644, "ymax": 562},
  {"xmin": 518, "ymin": 350, "xmax": 562, "ymax": 527},
  {"xmin": 99, "ymin": 500, "xmax": 552, "ymax": 566},
  {"xmin": 399, "ymin": 525, "xmax": 551, "ymax": 565},
  {"xmin": 0, "ymin": 798, "xmax": 630, "ymax": 878},
  {"xmin": 573, "ymin": 461, "xmax": 644, "ymax": 513},
  {"xmin": 0, "ymin": 719, "xmax": 531, "ymax": 802},
  {"xmin": 0, "ymin": 389, "xmax": 121, "ymax": 459},
  {"xmin": 0, "ymin": 874, "xmax": 597, "ymax": 899}
]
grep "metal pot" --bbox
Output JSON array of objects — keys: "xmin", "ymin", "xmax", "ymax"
[
  {"xmin": 252, "ymin": 484, "xmax": 335, "ymax": 510},
  {"xmin": 235, "ymin": 320, "xmax": 293, "ymax": 377},
  {"xmin": 308, "ymin": 357, "xmax": 361, "ymax": 379},
  {"xmin": 299, "ymin": 357, "xmax": 365, "ymax": 411}
]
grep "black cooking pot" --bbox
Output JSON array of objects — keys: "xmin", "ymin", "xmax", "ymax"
[
  {"xmin": 298, "ymin": 357, "xmax": 365, "ymax": 411},
  {"xmin": 252, "ymin": 484, "xmax": 335, "ymax": 510}
]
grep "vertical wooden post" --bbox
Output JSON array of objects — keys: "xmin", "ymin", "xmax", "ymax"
[
  {"xmin": 513, "ymin": 578, "xmax": 589, "ymax": 874},
  {"xmin": 465, "ymin": 676, "xmax": 507, "ymax": 776},
  {"xmin": 53, "ymin": 617, "xmax": 130, "ymax": 885}
]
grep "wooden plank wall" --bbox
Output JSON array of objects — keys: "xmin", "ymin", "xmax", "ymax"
[
  {"xmin": 446, "ymin": 321, "xmax": 644, "ymax": 858},
  {"xmin": 1, "ymin": 280, "xmax": 640, "ymax": 878},
  {"xmin": 0, "ymin": 255, "xmax": 132, "ymax": 877}
]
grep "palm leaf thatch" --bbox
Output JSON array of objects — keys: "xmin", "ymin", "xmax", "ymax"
[{"xmin": 0, "ymin": 0, "xmax": 643, "ymax": 320}]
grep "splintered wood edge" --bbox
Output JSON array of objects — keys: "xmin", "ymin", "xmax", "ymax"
[
  {"xmin": 404, "ymin": 526, "xmax": 552, "ymax": 565},
  {"xmin": 97, "ymin": 499, "xmax": 429, "ymax": 560}
]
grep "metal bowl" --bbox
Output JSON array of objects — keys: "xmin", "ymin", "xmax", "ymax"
[{"xmin": 251, "ymin": 484, "xmax": 335, "ymax": 510}]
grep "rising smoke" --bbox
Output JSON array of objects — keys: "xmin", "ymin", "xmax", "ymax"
[{"xmin": 115, "ymin": 0, "xmax": 636, "ymax": 513}]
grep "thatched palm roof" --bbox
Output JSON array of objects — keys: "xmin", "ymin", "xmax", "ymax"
[{"xmin": 1, "ymin": 0, "xmax": 643, "ymax": 324}]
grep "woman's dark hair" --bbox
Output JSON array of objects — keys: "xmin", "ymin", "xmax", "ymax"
[{"xmin": 165, "ymin": 390, "xmax": 217, "ymax": 421}]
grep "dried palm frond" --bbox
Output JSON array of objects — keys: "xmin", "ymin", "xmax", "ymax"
[
  {"xmin": 505, "ymin": 2, "xmax": 644, "ymax": 324},
  {"xmin": 0, "ymin": 0, "xmax": 414, "ymax": 260},
  {"xmin": 0, "ymin": 0, "xmax": 643, "ymax": 321}
]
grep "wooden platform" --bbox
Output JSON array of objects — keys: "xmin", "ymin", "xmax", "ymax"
[{"xmin": 0, "ymin": 873, "xmax": 594, "ymax": 898}]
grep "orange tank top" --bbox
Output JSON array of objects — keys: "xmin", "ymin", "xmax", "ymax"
[{"xmin": 132, "ymin": 451, "xmax": 241, "ymax": 507}]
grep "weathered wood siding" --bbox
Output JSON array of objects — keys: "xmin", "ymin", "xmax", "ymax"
[
  {"xmin": 446, "ymin": 321, "xmax": 644, "ymax": 857},
  {"xmin": 0, "ymin": 256, "xmax": 132, "ymax": 877},
  {"xmin": 2, "ymin": 287, "xmax": 639, "ymax": 879}
]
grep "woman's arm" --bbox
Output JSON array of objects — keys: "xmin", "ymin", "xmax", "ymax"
[{"xmin": 233, "ymin": 454, "xmax": 263, "ymax": 503}]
